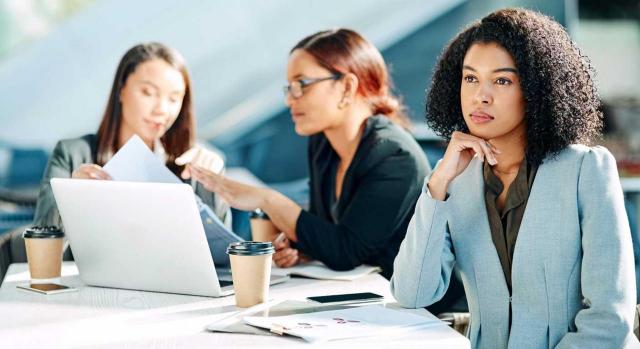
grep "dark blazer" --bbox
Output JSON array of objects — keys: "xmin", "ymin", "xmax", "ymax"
[
  {"xmin": 295, "ymin": 115, "xmax": 431, "ymax": 279},
  {"xmin": 33, "ymin": 134, "xmax": 230, "ymax": 228}
]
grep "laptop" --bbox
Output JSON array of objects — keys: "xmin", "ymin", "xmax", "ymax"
[{"xmin": 50, "ymin": 178, "xmax": 288, "ymax": 297}]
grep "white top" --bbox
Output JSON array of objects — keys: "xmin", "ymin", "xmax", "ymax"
[{"xmin": 0, "ymin": 262, "xmax": 469, "ymax": 348}]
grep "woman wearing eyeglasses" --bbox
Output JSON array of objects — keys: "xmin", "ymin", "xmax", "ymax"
[{"xmin": 184, "ymin": 29, "xmax": 430, "ymax": 279}]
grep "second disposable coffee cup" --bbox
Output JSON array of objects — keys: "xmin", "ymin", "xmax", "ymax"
[
  {"xmin": 226, "ymin": 241, "xmax": 275, "ymax": 308},
  {"xmin": 23, "ymin": 226, "xmax": 65, "ymax": 282},
  {"xmin": 249, "ymin": 209, "xmax": 279, "ymax": 242}
]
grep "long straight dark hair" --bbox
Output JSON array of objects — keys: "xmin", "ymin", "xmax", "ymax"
[{"xmin": 96, "ymin": 42, "xmax": 195, "ymax": 175}]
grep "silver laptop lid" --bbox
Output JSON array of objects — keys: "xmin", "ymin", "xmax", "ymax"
[{"xmin": 51, "ymin": 178, "xmax": 230, "ymax": 297}]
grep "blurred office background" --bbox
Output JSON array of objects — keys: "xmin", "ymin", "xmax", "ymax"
[{"xmin": 0, "ymin": 0, "xmax": 638, "ymax": 249}]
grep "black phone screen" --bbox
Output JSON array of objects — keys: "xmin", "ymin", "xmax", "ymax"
[{"xmin": 307, "ymin": 292, "xmax": 384, "ymax": 304}]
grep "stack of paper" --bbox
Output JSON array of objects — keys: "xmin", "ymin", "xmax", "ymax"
[
  {"xmin": 272, "ymin": 261, "xmax": 380, "ymax": 281},
  {"xmin": 243, "ymin": 304, "xmax": 444, "ymax": 343}
]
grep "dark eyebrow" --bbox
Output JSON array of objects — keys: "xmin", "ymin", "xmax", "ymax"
[
  {"xmin": 493, "ymin": 67, "xmax": 518, "ymax": 74},
  {"xmin": 462, "ymin": 65, "xmax": 517, "ymax": 74},
  {"xmin": 462, "ymin": 65, "xmax": 476, "ymax": 72}
]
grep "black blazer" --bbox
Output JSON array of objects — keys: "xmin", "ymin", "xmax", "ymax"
[{"xmin": 295, "ymin": 116, "xmax": 430, "ymax": 279}]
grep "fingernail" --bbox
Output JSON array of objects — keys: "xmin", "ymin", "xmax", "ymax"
[{"xmin": 489, "ymin": 158, "xmax": 497, "ymax": 165}]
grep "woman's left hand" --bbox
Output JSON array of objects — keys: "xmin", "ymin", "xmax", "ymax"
[{"xmin": 189, "ymin": 166, "xmax": 266, "ymax": 211}]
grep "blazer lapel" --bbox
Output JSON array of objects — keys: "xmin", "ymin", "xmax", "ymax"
[
  {"xmin": 455, "ymin": 159, "xmax": 511, "ymax": 294},
  {"xmin": 312, "ymin": 136, "xmax": 337, "ymax": 218},
  {"xmin": 510, "ymin": 159, "xmax": 554, "ymax": 285},
  {"xmin": 331, "ymin": 118, "xmax": 378, "ymax": 219}
]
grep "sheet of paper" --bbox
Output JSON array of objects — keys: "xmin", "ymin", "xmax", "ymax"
[
  {"xmin": 244, "ymin": 304, "xmax": 444, "ymax": 342},
  {"xmin": 196, "ymin": 195, "xmax": 244, "ymax": 266},
  {"xmin": 103, "ymin": 135, "xmax": 181, "ymax": 184},
  {"xmin": 207, "ymin": 300, "xmax": 362, "ymax": 335},
  {"xmin": 272, "ymin": 261, "xmax": 380, "ymax": 281}
]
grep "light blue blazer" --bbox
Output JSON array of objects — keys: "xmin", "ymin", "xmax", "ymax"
[{"xmin": 391, "ymin": 145, "xmax": 638, "ymax": 348}]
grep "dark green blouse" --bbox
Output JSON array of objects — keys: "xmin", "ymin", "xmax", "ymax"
[{"xmin": 483, "ymin": 160, "xmax": 537, "ymax": 291}]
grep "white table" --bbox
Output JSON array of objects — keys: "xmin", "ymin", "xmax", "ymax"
[{"xmin": 0, "ymin": 263, "xmax": 469, "ymax": 348}]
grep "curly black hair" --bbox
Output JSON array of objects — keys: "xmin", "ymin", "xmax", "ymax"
[{"xmin": 426, "ymin": 8, "xmax": 602, "ymax": 165}]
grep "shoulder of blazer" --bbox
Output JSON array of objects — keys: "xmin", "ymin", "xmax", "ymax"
[
  {"xmin": 540, "ymin": 144, "xmax": 612, "ymax": 171},
  {"xmin": 307, "ymin": 116, "xmax": 428, "ymax": 175},
  {"xmin": 353, "ymin": 116, "xmax": 427, "ymax": 175},
  {"xmin": 549, "ymin": 144, "xmax": 591, "ymax": 162},
  {"xmin": 55, "ymin": 134, "xmax": 98, "ymax": 163}
]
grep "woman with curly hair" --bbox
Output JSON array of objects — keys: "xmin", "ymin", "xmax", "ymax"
[{"xmin": 391, "ymin": 8, "xmax": 637, "ymax": 348}]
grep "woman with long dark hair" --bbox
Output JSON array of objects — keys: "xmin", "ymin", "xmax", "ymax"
[
  {"xmin": 184, "ymin": 29, "xmax": 430, "ymax": 279},
  {"xmin": 34, "ymin": 42, "xmax": 229, "ymax": 227}
]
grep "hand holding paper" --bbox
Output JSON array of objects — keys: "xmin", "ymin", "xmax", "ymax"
[
  {"xmin": 176, "ymin": 146, "xmax": 225, "ymax": 179},
  {"xmin": 72, "ymin": 164, "xmax": 112, "ymax": 180}
]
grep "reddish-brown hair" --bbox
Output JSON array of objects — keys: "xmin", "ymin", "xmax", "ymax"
[
  {"xmin": 96, "ymin": 42, "xmax": 194, "ymax": 175},
  {"xmin": 292, "ymin": 28, "xmax": 410, "ymax": 129}
]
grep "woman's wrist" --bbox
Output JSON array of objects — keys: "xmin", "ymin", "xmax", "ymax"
[
  {"xmin": 257, "ymin": 187, "xmax": 275, "ymax": 211},
  {"xmin": 260, "ymin": 188, "xmax": 300, "ymax": 242},
  {"xmin": 427, "ymin": 171, "xmax": 451, "ymax": 201}
]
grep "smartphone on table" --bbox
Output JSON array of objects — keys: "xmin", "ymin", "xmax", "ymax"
[
  {"xmin": 17, "ymin": 283, "xmax": 78, "ymax": 295},
  {"xmin": 307, "ymin": 292, "xmax": 384, "ymax": 305}
]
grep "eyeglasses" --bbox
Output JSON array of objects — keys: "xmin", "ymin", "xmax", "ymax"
[{"xmin": 283, "ymin": 74, "xmax": 343, "ymax": 99}]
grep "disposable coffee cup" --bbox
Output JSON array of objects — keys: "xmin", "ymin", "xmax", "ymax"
[
  {"xmin": 226, "ymin": 241, "xmax": 275, "ymax": 308},
  {"xmin": 249, "ymin": 209, "xmax": 279, "ymax": 242},
  {"xmin": 23, "ymin": 226, "xmax": 65, "ymax": 282}
]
